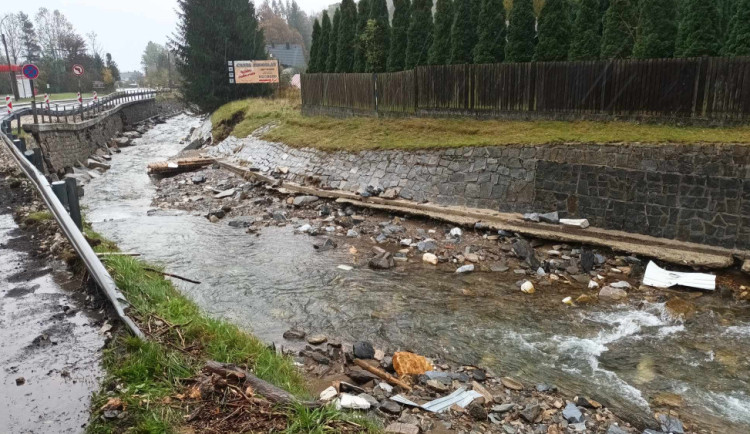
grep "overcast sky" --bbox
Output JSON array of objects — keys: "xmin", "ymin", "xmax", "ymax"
[{"xmin": 3, "ymin": 0, "xmax": 336, "ymax": 71}]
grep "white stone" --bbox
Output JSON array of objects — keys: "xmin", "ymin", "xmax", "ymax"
[
  {"xmin": 423, "ymin": 253, "xmax": 439, "ymax": 265},
  {"xmin": 456, "ymin": 264, "xmax": 475, "ymax": 273},
  {"xmin": 521, "ymin": 281, "xmax": 536, "ymax": 294},
  {"xmin": 562, "ymin": 297, "xmax": 573, "ymax": 305},
  {"xmin": 610, "ymin": 281, "xmax": 632, "ymax": 289},
  {"xmin": 320, "ymin": 386, "xmax": 338, "ymax": 401},
  {"xmin": 588, "ymin": 280, "xmax": 600, "ymax": 289},
  {"xmin": 297, "ymin": 224, "xmax": 312, "ymax": 233},
  {"xmin": 400, "ymin": 239, "xmax": 413, "ymax": 246},
  {"xmin": 338, "ymin": 265, "xmax": 353, "ymax": 271},
  {"xmin": 560, "ymin": 218, "xmax": 590, "ymax": 229},
  {"xmin": 336, "ymin": 393, "xmax": 371, "ymax": 410},
  {"xmin": 450, "ymin": 227, "xmax": 463, "ymax": 237}
]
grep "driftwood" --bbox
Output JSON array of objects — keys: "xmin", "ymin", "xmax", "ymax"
[
  {"xmin": 353, "ymin": 358, "xmax": 412, "ymax": 391},
  {"xmin": 97, "ymin": 252, "xmax": 141, "ymax": 257},
  {"xmin": 204, "ymin": 361, "xmax": 319, "ymax": 407},
  {"xmin": 143, "ymin": 267, "xmax": 201, "ymax": 284}
]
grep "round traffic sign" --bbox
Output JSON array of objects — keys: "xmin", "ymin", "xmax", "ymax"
[
  {"xmin": 72, "ymin": 64, "xmax": 85, "ymax": 76},
  {"xmin": 22, "ymin": 64, "xmax": 39, "ymax": 80}
]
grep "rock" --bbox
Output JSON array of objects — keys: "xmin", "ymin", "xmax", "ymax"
[
  {"xmin": 15, "ymin": 377, "xmax": 25, "ymax": 386},
  {"xmin": 369, "ymin": 252, "xmax": 395, "ymax": 270},
  {"xmin": 665, "ymin": 298, "xmax": 696, "ymax": 321},
  {"xmin": 465, "ymin": 253, "xmax": 480, "ymax": 263},
  {"xmin": 562, "ymin": 297, "xmax": 574, "ymax": 305},
  {"xmin": 562, "ymin": 402, "xmax": 584, "ymax": 423},
  {"xmin": 536, "ymin": 383, "xmax": 557, "ymax": 392},
  {"xmin": 491, "ymin": 403, "xmax": 515, "ymax": 414},
  {"xmin": 360, "ymin": 185, "xmax": 383, "ymax": 198},
  {"xmin": 472, "ymin": 369, "xmax": 487, "ymax": 381},
  {"xmin": 466, "ymin": 399, "xmax": 488, "ymax": 421},
  {"xmin": 293, "ymin": 195, "xmax": 319, "ymax": 206},
  {"xmin": 214, "ymin": 188, "xmax": 235, "ymax": 199},
  {"xmin": 450, "ymin": 227, "xmax": 463, "ymax": 238},
  {"xmin": 472, "ymin": 381, "xmax": 494, "ymax": 403},
  {"xmin": 228, "ymin": 220, "xmax": 252, "ymax": 229},
  {"xmin": 353, "ymin": 341, "xmax": 375, "ymax": 359},
  {"xmin": 606, "ymin": 425, "xmax": 629, "ymax": 434},
  {"xmin": 87, "ymin": 159, "xmax": 111, "ymax": 170},
  {"xmin": 610, "ymin": 281, "xmax": 632, "ymax": 289},
  {"xmin": 380, "ymin": 399, "xmax": 402, "ymax": 414},
  {"xmin": 359, "ymin": 393, "xmax": 379, "ymax": 407},
  {"xmin": 320, "ymin": 386, "xmax": 338, "ymax": 401},
  {"xmin": 283, "ymin": 329, "xmax": 306, "ymax": 340},
  {"xmin": 588, "ymin": 280, "xmax": 600, "ymax": 289},
  {"xmin": 560, "ymin": 218, "xmax": 590, "ymax": 229},
  {"xmin": 422, "ymin": 253, "xmax": 439, "ymax": 265},
  {"xmin": 512, "ymin": 239, "xmax": 541, "ymax": 269},
  {"xmin": 426, "ymin": 379, "xmax": 450, "ymax": 392},
  {"xmin": 523, "ymin": 213, "xmax": 540, "ymax": 222},
  {"xmin": 417, "ymin": 239, "xmax": 438, "ymax": 252},
  {"xmin": 400, "ymin": 238, "xmax": 413, "ymax": 246},
  {"xmin": 743, "ymin": 259, "xmax": 750, "ymax": 275},
  {"xmin": 501, "ymin": 377, "xmax": 524, "ymax": 391},
  {"xmin": 581, "ymin": 250, "xmax": 595, "ymax": 272},
  {"xmin": 346, "ymin": 229, "xmax": 359, "ymax": 238},
  {"xmin": 314, "ymin": 239, "xmax": 337, "ymax": 252},
  {"xmin": 347, "ymin": 367, "xmax": 379, "ymax": 384},
  {"xmin": 651, "ymin": 393, "xmax": 684, "ymax": 409},
  {"xmin": 381, "ymin": 188, "xmax": 400, "ymax": 199},
  {"xmin": 521, "ymin": 281, "xmax": 535, "ymax": 294},
  {"xmin": 520, "ymin": 404, "xmax": 541, "ymax": 423},
  {"xmin": 385, "ymin": 422, "xmax": 420, "ymax": 434},
  {"xmin": 112, "ymin": 137, "xmax": 131, "ymax": 147},
  {"xmin": 297, "ymin": 224, "xmax": 312, "ymax": 233},
  {"xmin": 658, "ymin": 414, "xmax": 684, "ymax": 434},
  {"xmin": 307, "ymin": 334, "xmax": 327, "ymax": 345},
  {"xmin": 209, "ymin": 215, "xmax": 220, "ymax": 223},
  {"xmin": 337, "ymin": 393, "xmax": 371, "ymax": 410},
  {"xmin": 599, "ymin": 286, "xmax": 627, "ymax": 301},
  {"xmin": 539, "ymin": 211, "xmax": 560, "ymax": 224},
  {"xmin": 456, "ymin": 264, "xmax": 474, "ymax": 273},
  {"xmin": 574, "ymin": 396, "xmax": 602, "ymax": 409},
  {"xmin": 491, "ymin": 264, "xmax": 510, "ymax": 272}
]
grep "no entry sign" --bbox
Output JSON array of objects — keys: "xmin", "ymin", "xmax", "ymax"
[
  {"xmin": 73, "ymin": 64, "xmax": 85, "ymax": 76},
  {"xmin": 22, "ymin": 64, "xmax": 39, "ymax": 80}
]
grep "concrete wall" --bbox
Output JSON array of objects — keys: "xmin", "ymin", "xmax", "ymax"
[{"xmin": 211, "ymin": 136, "xmax": 750, "ymax": 251}]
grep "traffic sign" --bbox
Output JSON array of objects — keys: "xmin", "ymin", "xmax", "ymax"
[
  {"xmin": 73, "ymin": 64, "xmax": 85, "ymax": 76},
  {"xmin": 22, "ymin": 64, "xmax": 39, "ymax": 80}
]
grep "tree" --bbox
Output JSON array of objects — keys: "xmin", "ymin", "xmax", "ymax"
[
  {"xmin": 337, "ymin": 0, "xmax": 358, "ymax": 72},
  {"xmin": 1, "ymin": 13, "xmax": 23, "ymax": 64},
  {"xmin": 326, "ymin": 8, "xmax": 341, "ymax": 72},
  {"xmin": 600, "ymin": 0, "xmax": 637, "ymax": 58},
  {"xmin": 317, "ymin": 11, "xmax": 332, "ymax": 72},
  {"xmin": 474, "ymin": 0, "xmax": 506, "ymax": 64},
  {"xmin": 725, "ymin": 0, "xmax": 750, "ymax": 56},
  {"xmin": 449, "ymin": 0, "xmax": 476, "ymax": 64},
  {"xmin": 632, "ymin": 0, "xmax": 677, "ymax": 58},
  {"xmin": 429, "ymin": 0, "xmax": 453, "ymax": 64},
  {"xmin": 353, "ymin": 0, "xmax": 371, "ymax": 72},
  {"xmin": 308, "ymin": 18, "xmax": 322, "ymax": 72},
  {"xmin": 569, "ymin": 0, "xmax": 602, "ymax": 60},
  {"xmin": 535, "ymin": 0, "xmax": 572, "ymax": 61},
  {"xmin": 106, "ymin": 53, "xmax": 121, "ymax": 82},
  {"xmin": 286, "ymin": 1, "xmax": 313, "ymax": 50},
  {"xmin": 18, "ymin": 13, "xmax": 41, "ymax": 62},
  {"xmin": 388, "ymin": 0, "xmax": 410, "ymax": 71},
  {"xmin": 173, "ymin": 0, "xmax": 267, "ymax": 112},
  {"xmin": 258, "ymin": 1, "xmax": 304, "ymax": 46},
  {"xmin": 366, "ymin": 0, "xmax": 390, "ymax": 72},
  {"xmin": 405, "ymin": 0, "xmax": 432, "ymax": 69},
  {"xmin": 506, "ymin": 0, "xmax": 536, "ymax": 62},
  {"xmin": 141, "ymin": 42, "xmax": 175, "ymax": 87},
  {"xmin": 676, "ymin": 0, "xmax": 722, "ymax": 57}
]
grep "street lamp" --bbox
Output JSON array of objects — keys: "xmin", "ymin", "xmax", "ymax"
[{"xmin": 0, "ymin": 15, "xmax": 20, "ymax": 100}]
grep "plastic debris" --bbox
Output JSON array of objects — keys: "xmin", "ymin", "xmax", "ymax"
[
  {"xmin": 391, "ymin": 387, "xmax": 483, "ymax": 413},
  {"xmin": 560, "ymin": 219, "xmax": 590, "ymax": 229},
  {"xmin": 393, "ymin": 352, "xmax": 433, "ymax": 377},
  {"xmin": 336, "ymin": 393, "xmax": 371, "ymax": 410},
  {"xmin": 643, "ymin": 261, "xmax": 715, "ymax": 291}
]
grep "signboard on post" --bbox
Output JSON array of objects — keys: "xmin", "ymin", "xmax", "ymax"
[
  {"xmin": 72, "ymin": 64, "xmax": 85, "ymax": 76},
  {"xmin": 22, "ymin": 64, "xmax": 39, "ymax": 80},
  {"xmin": 228, "ymin": 60, "xmax": 279, "ymax": 84}
]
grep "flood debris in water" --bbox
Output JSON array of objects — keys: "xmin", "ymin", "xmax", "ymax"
[{"xmin": 643, "ymin": 261, "xmax": 716, "ymax": 291}]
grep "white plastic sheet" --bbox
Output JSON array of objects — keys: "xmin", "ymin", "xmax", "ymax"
[{"xmin": 642, "ymin": 261, "xmax": 715, "ymax": 291}]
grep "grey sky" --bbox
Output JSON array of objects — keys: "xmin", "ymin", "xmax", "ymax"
[{"xmin": 2, "ymin": 0, "xmax": 337, "ymax": 71}]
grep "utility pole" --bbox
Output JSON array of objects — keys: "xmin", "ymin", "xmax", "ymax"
[
  {"xmin": 1, "ymin": 32, "xmax": 20, "ymax": 100},
  {"xmin": 167, "ymin": 50, "xmax": 172, "ymax": 89}
]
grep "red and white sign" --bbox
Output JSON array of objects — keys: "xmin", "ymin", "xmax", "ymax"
[
  {"xmin": 5, "ymin": 96, "xmax": 12, "ymax": 114},
  {"xmin": 77, "ymin": 92, "xmax": 83, "ymax": 104},
  {"xmin": 72, "ymin": 64, "xmax": 85, "ymax": 76},
  {"xmin": 93, "ymin": 91, "xmax": 98, "ymax": 101},
  {"xmin": 44, "ymin": 93, "xmax": 50, "ymax": 108}
]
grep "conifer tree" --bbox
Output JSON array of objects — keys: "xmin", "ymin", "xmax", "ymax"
[
  {"xmin": 450, "ymin": 0, "xmax": 476, "ymax": 64},
  {"xmin": 337, "ymin": 0, "xmax": 358, "ymax": 72},
  {"xmin": 429, "ymin": 0, "xmax": 453, "ymax": 64},
  {"xmin": 725, "ymin": 0, "xmax": 750, "ymax": 56},
  {"xmin": 366, "ymin": 0, "xmax": 391, "ymax": 72},
  {"xmin": 317, "ymin": 11, "xmax": 332, "ymax": 72},
  {"xmin": 405, "ymin": 0, "xmax": 434, "ymax": 68},
  {"xmin": 473, "ymin": 0, "xmax": 506, "ymax": 64},
  {"xmin": 600, "ymin": 0, "xmax": 637, "ymax": 58},
  {"xmin": 535, "ymin": 0, "xmax": 572, "ymax": 61},
  {"xmin": 676, "ymin": 0, "xmax": 722, "ymax": 57},
  {"xmin": 632, "ymin": 0, "xmax": 677, "ymax": 59},
  {"xmin": 505, "ymin": 0, "xmax": 536, "ymax": 62},
  {"xmin": 353, "ymin": 0, "xmax": 371, "ymax": 72},
  {"xmin": 388, "ymin": 0, "xmax": 411, "ymax": 71},
  {"xmin": 308, "ymin": 18, "xmax": 321, "ymax": 72},
  {"xmin": 326, "ymin": 8, "xmax": 341, "ymax": 72},
  {"xmin": 570, "ymin": 0, "xmax": 602, "ymax": 60},
  {"xmin": 174, "ymin": 0, "xmax": 267, "ymax": 112}
]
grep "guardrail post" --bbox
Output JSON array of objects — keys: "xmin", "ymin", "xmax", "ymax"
[
  {"xmin": 51, "ymin": 181, "xmax": 69, "ymax": 209},
  {"xmin": 16, "ymin": 114, "xmax": 21, "ymax": 134},
  {"xmin": 64, "ymin": 177, "xmax": 83, "ymax": 230},
  {"xmin": 13, "ymin": 138, "xmax": 26, "ymax": 153}
]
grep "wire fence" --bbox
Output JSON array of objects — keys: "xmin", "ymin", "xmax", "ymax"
[{"xmin": 301, "ymin": 56, "xmax": 750, "ymax": 121}]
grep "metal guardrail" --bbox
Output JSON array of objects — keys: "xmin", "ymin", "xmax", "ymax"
[{"xmin": 1, "ymin": 130, "xmax": 144, "ymax": 339}]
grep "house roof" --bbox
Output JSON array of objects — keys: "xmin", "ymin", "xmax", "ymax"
[{"xmin": 266, "ymin": 43, "xmax": 306, "ymax": 69}]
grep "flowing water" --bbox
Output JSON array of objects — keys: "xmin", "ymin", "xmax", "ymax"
[{"xmin": 84, "ymin": 115, "xmax": 750, "ymax": 432}]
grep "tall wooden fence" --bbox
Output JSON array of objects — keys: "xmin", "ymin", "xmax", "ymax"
[{"xmin": 301, "ymin": 57, "xmax": 750, "ymax": 121}]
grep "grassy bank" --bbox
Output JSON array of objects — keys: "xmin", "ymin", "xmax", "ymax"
[
  {"xmin": 84, "ymin": 227, "xmax": 378, "ymax": 433},
  {"xmin": 211, "ymin": 95, "xmax": 750, "ymax": 151}
]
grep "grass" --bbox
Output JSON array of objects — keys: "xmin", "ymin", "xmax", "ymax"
[
  {"xmin": 211, "ymin": 94, "xmax": 750, "ymax": 151},
  {"xmin": 83, "ymin": 225, "xmax": 378, "ymax": 433},
  {"xmin": 25, "ymin": 211, "xmax": 53, "ymax": 223}
]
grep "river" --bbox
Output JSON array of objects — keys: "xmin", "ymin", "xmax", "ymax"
[{"xmin": 83, "ymin": 114, "xmax": 750, "ymax": 432}]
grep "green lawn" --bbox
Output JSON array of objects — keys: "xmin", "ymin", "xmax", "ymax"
[{"xmin": 212, "ymin": 96, "xmax": 750, "ymax": 151}]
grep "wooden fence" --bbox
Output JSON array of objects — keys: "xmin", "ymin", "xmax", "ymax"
[{"xmin": 300, "ymin": 57, "xmax": 750, "ymax": 121}]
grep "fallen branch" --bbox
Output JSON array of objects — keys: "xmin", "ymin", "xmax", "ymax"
[
  {"xmin": 143, "ymin": 267, "xmax": 201, "ymax": 284},
  {"xmin": 97, "ymin": 252, "xmax": 141, "ymax": 257},
  {"xmin": 353, "ymin": 358, "xmax": 412, "ymax": 391}
]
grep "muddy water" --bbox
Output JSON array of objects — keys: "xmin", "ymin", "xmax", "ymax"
[
  {"xmin": 84, "ymin": 115, "xmax": 750, "ymax": 432},
  {"xmin": 0, "ymin": 204, "xmax": 104, "ymax": 432}
]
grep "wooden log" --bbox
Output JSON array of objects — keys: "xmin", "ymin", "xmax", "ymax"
[
  {"xmin": 143, "ymin": 267, "xmax": 201, "ymax": 284},
  {"xmin": 353, "ymin": 358, "xmax": 412, "ymax": 391}
]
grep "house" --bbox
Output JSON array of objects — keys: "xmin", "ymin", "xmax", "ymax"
[{"xmin": 266, "ymin": 43, "xmax": 306, "ymax": 70}]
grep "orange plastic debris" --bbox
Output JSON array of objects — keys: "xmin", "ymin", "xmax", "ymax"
[{"xmin": 392, "ymin": 351, "xmax": 433, "ymax": 377}]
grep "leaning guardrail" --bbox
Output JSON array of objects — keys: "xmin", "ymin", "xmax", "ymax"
[{"xmin": 1, "ymin": 131, "xmax": 144, "ymax": 339}]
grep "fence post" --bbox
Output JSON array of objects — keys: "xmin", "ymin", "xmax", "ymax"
[
  {"xmin": 373, "ymin": 73, "xmax": 379, "ymax": 116},
  {"xmin": 413, "ymin": 67, "xmax": 419, "ymax": 114},
  {"xmin": 64, "ymin": 177, "xmax": 83, "ymax": 230},
  {"xmin": 692, "ymin": 56, "xmax": 709, "ymax": 118},
  {"xmin": 51, "ymin": 181, "xmax": 69, "ymax": 209}
]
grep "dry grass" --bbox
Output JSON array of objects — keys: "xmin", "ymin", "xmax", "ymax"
[{"xmin": 212, "ymin": 95, "xmax": 750, "ymax": 151}]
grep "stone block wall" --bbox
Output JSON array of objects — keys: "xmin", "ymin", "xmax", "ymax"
[{"xmin": 211, "ymin": 136, "xmax": 750, "ymax": 250}]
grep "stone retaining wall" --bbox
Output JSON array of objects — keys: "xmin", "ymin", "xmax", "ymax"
[{"xmin": 211, "ymin": 135, "xmax": 750, "ymax": 250}]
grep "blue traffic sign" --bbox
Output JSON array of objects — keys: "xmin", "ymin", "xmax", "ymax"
[{"xmin": 22, "ymin": 64, "xmax": 39, "ymax": 80}]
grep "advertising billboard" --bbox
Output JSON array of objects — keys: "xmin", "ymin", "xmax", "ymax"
[{"xmin": 229, "ymin": 60, "xmax": 279, "ymax": 84}]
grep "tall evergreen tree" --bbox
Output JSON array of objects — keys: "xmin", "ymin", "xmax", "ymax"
[
  {"xmin": 388, "ymin": 0, "xmax": 411, "ymax": 71},
  {"xmin": 366, "ymin": 0, "xmax": 391, "ymax": 72},
  {"xmin": 353, "ymin": 0, "xmax": 371, "ymax": 72},
  {"xmin": 570, "ymin": 0, "xmax": 602, "ymax": 60},
  {"xmin": 326, "ymin": 8, "xmax": 341, "ymax": 72},
  {"xmin": 725, "ymin": 0, "xmax": 750, "ymax": 56},
  {"xmin": 317, "ymin": 11, "xmax": 332, "ymax": 72},
  {"xmin": 336, "ymin": 0, "xmax": 358, "ymax": 72},
  {"xmin": 676, "ymin": 0, "xmax": 722, "ymax": 57},
  {"xmin": 405, "ymin": 0, "xmax": 434, "ymax": 68},
  {"xmin": 473, "ymin": 0, "xmax": 506, "ymax": 63},
  {"xmin": 174, "ymin": 0, "xmax": 267, "ymax": 112},
  {"xmin": 506, "ymin": 0, "xmax": 536, "ymax": 62},
  {"xmin": 600, "ymin": 0, "xmax": 637, "ymax": 58},
  {"xmin": 308, "ymin": 19, "xmax": 322, "ymax": 72},
  {"xmin": 632, "ymin": 0, "xmax": 677, "ymax": 58},
  {"xmin": 718, "ymin": 0, "xmax": 738, "ymax": 42},
  {"xmin": 450, "ymin": 0, "xmax": 476, "ymax": 64},
  {"xmin": 429, "ymin": 0, "xmax": 453, "ymax": 64},
  {"xmin": 18, "ymin": 13, "xmax": 41, "ymax": 62},
  {"xmin": 535, "ymin": 0, "xmax": 572, "ymax": 61}
]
